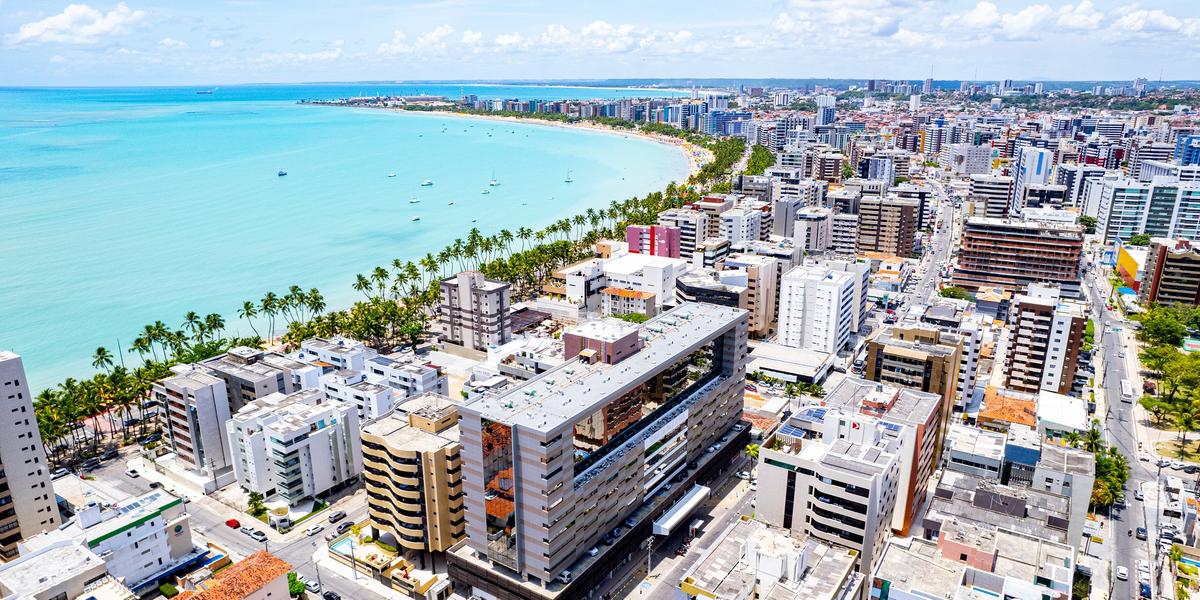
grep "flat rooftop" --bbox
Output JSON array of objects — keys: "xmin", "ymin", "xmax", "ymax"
[
  {"xmin": 362, "ymin": 411, "xmax": 458, "ymax": 454},
  {"xmin": 945, "ymin": 424, "xmax": 1006, "ymax": 461},
  {"xmin": 602, "ymin": 252, "xmax": 686, "ymax": 275},
  {"xmin": 824, "ymin": 377, "xmax": 941, "ymax": 427},
  {"xmin": 927, "ymin": 471, "xmax": 1071, "ymax": 544},
  {"xmin": 1037, "ymin": 445, "xmax": 1095, "ymax": 476},
  {"xmin": 463, "ymin": 302, "xmax": 744, "ymax": 433},
  {"xmin": 565, "ymin": 318, "xmax": 639, "ymax": 343},
  {"xmin": 0, "ymin": 541, "xmax": 105, "ymax": 598},
  {"xmin": 873, "ymin": 537, "xmax": 964, "ymax": 599},
  {"xmin": 680, "ymin": 516, "xmax": 862, "ymax": 600}
]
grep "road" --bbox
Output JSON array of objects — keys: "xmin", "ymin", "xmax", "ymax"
[
  {"xmin": 1084, "ymin": 270, "xmax": 1153, "ymax": 600},
  {"xmin": 83, "ymin": 458, "xmax": 386, "ymax": 600}
]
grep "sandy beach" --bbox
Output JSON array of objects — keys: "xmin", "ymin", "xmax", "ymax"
[{"xmin": 362, "ymin": 106, "xmax": 714, "ymax": 180}]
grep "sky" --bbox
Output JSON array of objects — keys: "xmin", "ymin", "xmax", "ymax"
[{"xmin": 1, "ymin": 0, "xmax": 1198, "ymax": 86}]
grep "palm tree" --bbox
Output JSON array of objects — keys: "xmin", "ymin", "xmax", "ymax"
[
  {"xmin": 238, "ymin": 301, "xmax": 260, "ymax": 338},
  {"xmin": 204, "ymin": 313, "xmax": 225, "ymax": 341},
  {"xmin": 1082, "ymin": 422, "xmax": 1104, "ymax": 453},
  {"xmin": 306, "ymin": 288, "xmax": 326, "ymax": 320},
  {"xmin": 1063, "ymin": 431, "xmax": 1081, "ymax": 448},
  {"xmin": 517, "ymin": 227, "xmax": 533, "ymax": 251},
  {"xmin": 1176, "ymin": 411, "xmax": 1197, "ymax": 456},
  {"xmin": 260, "ymin": 292, "xmax": 279, "ymax": 340},
  {"xmin": 745, "ymin": 443, "xmax": 759, "ymax": 460},
  {"xmin": 182, "ymin": 311, "xmax": 202, "ymax": 336},
  {"xmin": 92, "ymin": 347, "xmax": 114, "ymax": 372}
]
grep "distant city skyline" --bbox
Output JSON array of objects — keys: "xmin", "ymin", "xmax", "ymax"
[{"xmin": 1, "ymin": 0, "xmax": 1198, "ymax": 86}]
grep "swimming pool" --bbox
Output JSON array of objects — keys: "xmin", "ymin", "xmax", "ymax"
[
  {"xmin": 330, "ymin": 537, "xmax": 354, "ymax": 557},
  {"xmin": 1180, "ymin": 556, "xmax": 1200, "ymax": 568}
]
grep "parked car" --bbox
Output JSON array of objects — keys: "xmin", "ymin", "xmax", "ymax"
[
  {"xmin": 50, "ymin": 468, "xmax": 69, "ymax": 480},
  {"xmin": 239, "ymin": 526, "xmax": 255, "ymax": 535},
  {"xmin": 124, "ymin": 469, "xmax": 139, "ymax": 478},
  {"xmin": 322, "ymin": 593, "xmax": 341, "ymax": 600},
  {"xmin": 736, "ymin": 471, "xmax": 751, "ymax": 480},
  {"xmin": 1140, "ymin": 582, "xmax": 1152, "ymax": 598},
  {"xmin": 249, "ymin": 530, "xmax": 268, "ymax": 543},
  {"xmin": 79, "ymin": 458, "xmax": 101, "ymax": 471},
  {"xmin": 99, "ymin": 448, "xmax": 119, "ymax": 461},
  {"xmin": 1116, "ymin": 566, "xmax": 1129, "ymax": 581},
  {"xmin": 587, "ymin": 547, "xmax": 599, "ymax": 557},
  {"xmin": 148, "ymin": 481, "xmax": 161, "ymax": 489},
  {"xmin": 625, "ymin": 517, "xmax": 637, "ymax": 528},
  {"xmin": 336, "ymin": 521, "xmax": 353, "ymax": 535},
  {"xmin": 1135, "ymin": 490, "xmax": 1145, "ymax": 501},
  {"xmin": 328, "ymin": 510, "xmax": 347, "ymax": 523},
  {"xmin": 301, "ymin": 577, "xmax": 320, "ymax": 593},
  {"xmin": 1137, "ymin": 527, "xmax": 1148, "ymax": 540},
  {"xmin": 139, "ymin": 433, "xmax": 161, "ymax": 445},
  {"xmin": 305, "ymin": 525, "xmax": 324, "ymax": 537},
  {"xmin": 225, "ymin": 519, "xmax": 241, "ymax": 529}
]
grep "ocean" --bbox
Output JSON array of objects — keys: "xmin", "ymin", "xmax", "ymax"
[{"xmin": 0, "ymin": 84, "xmax": 692, "ymax": 391}]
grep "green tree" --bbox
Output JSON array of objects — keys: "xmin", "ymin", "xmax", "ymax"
[
  {"xmin": 1078, "ymin": 215, "xmax": 1097, "ymax": 233},
  {"xmin": 1140, "ymin": 309, "xmax": 1188, "ymax": 347},
  {"xmin": 743, "ymin": 145, "xmax": 776, "ymax": 176},
  {"xmin": 939, "ymin": 286, "xmax": 974, "ymax": 301},
  {"xmin": 745, "ymin": 443, "xmax": 760, "ymax": 460},
  {"xmin": 287, "ymin": 572, "xmax": 305, "ymax": 597},
  {"xmin": 1129, "ymin": 233, "xmax": 1152, "ymax": 246},
  {"xmin": 247, "ymin": 491, "xmax": 266, "ymax": 517},
  {"xmin": 840, "ymin": 162, "xmax": 855, "ymax": 180},
  {"xmin": 91, "ymin": 347, "xmax": 114, "ymax": 372},
  {"xmin": 613, "ymin": 312, "xmax": 650, "ymax": 324}
]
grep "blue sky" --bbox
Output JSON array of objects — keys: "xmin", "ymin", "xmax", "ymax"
[{"xmin": 2, "ymin": 0, "xmax": 1198, "ymax": 86}]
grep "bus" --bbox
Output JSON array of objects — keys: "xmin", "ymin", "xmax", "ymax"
[{"xmin": 1121, "ymin": 379, "xmax": 1135, "ymax": 403}]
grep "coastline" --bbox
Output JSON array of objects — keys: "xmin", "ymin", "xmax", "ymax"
[{"xmin": 345, "ymin": 105, "xmax": 713, "ymax": 180}]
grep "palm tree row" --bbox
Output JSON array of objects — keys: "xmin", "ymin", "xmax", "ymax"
[{"xmin": 35, "ymin": 310, "xmax": 261, "ymax": 468}]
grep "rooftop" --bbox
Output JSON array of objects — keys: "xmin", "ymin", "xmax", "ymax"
[
  {"xmin": 176, "ymin": 551, "xmax": 292, "ymax": 600},
  {"xmin": 945, "ymin": 424, "xmax": 1006, "ymax": 461},
  {"xmin": 602, "ymin": 252, "xmax": 687, "ymax": 276},
  {"xmin": 680, "ymin": 516, "xmax": 862, "ymax": 600},
  {"xmin": 978, "ymin": 387, "xmax": 1038, "ymax": 429},
  {"xmin": 565, "ymin": 318, "xmax": 640, "ymax": 343},
  {"xmin": 823, "ymin": 377, "xmax": 941, "ymax": 427},
  {"xmin": 462, "ymin": 302, "xmax": 744, "ymax": 433},
  {"xmin": 0, "ymin": 540, "xmax": 105, "ymax": 598},
  {"xmin": 872, "ymin": 537, "xmax": 964, "ymax": 600},
  {"xmin": 362, "ymin": 408, "xmax": 459, "ymax": 454},
  {"xmin": 1037, "ymin": 444, "xmax": 1096, "ymax": 476},
  {"xmin": 927, "ymin": 471, "xmax": 1071, "ymax": 544}
]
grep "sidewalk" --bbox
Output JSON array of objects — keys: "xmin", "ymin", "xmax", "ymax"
[{"xmin": 312, "ymin": 545, "xmax": 396, "ymax": 598}]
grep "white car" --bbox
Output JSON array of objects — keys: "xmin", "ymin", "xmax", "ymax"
[
  {"xmin": 300, "ymin": 577, "xmax": 320, "ymax": 593},
  {"xmin": 1116, "ymin": 566, "xmax": 1129, "ymax": 581},
  {"xmin": 305, "ymin": 524, "xmax": 324, "ymax": 537},
  {"xmin": 736, "ymin": 471, "xmax": 752, "ymax": 480},
  {"xmin": 124, "ymin": 469, "xmax": 139, "ymax": 478}
]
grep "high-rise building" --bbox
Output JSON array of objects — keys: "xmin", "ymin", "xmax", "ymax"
[
  {"xmin": 777, "ymin": 265, "xmax": 856, "ymax": 353},
  {"xmin": 719, "ymin": 207, "xmax": 764, "ymax": 243},
  {"xmin": 1005, "ymin": 284, "xmax": 1086, "ymax": 395},
  {"xmin": 1140, "ymin": 238, "xmax": 1200, "ymax": 306},
  {"xmin": 362, "ymin": 394, "xmax": 465, "ymax": 559},
  {"xmin": 658, "ymin": 208, "xmax": 708, "ymax": 259},
  {"xmin": 1055, "ymin": 164, "xmax": 1107, "ymax": 208},
  {"xmin": 952, "ymin": 217, "xmax": 1084, "ymax": 296},
  {"xmin": 969, "ymin": 174, "xmax": 1014, "ymax": 219},
  {"xmin": 625, "ymin": 224, "xmax": 681, "ymax": 258},
  {"xmin": 942, "ymin": 144, "xmax": 990, "ymax": 176},
  {"xmin": 154, "ymin": 365, "xmax": 234, "ymax": 480},
  {"xmin": 227, "ymin": 389, "xmax": 362, "ymax": 506},
  {"xmin": 757, "ymin": 411, "xmax": 901, "ymax": 573},
  {"xmin": 832, "ymin": 212, "xmax": 859, "ymax": 255},
  {"xmin": 722, "ymin": 253, "xmax": 780, "ymax": 339},
  {"xmin": 0, "ymin": 352, "xmax": 60, "ymax": 559},
  {"xmin": 1175, "ymin": 135, "xmax": 1200, "ymax": 166},
  {"xmin": 922, "ymin": 78, "xmax": 933, "ymax": 95},
  {"xmin": 450, "ymin": 303, "xmax": 749, "ymax": 596},
  {"xmin": 1093, "ymin": 177, "xmax": 1200, "ymax": 244},
  {"xmin": 856, "ymin": 196, "xmax": 918, "ymax": 256},
  {"xmin": 864, "ymin": 325, "xmax": 962, "ymax": 425},
  {"xmin": 1011, "ymin": 146, "xmax": 1054, "ymax": 215},
  {"xmin": 437, "ymin": 271, "xmax": 512, "ymax": 351}
]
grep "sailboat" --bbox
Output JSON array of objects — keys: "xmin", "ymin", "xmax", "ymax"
[
  {"xmin": 387, "ymin": 173, "xmax": 396, "ymax": 178},
  {"xmin": 409, "ymin": 195, "xmax": 421, "ymax": 204},
  {"xmin": 564, "ymin": 169, "xmax": 574, "ymax": 183},
  {"xmin": 488, "ymin": 169, "xmax": 499, "ymax": 187},
  {"xmin": 420, "ymin": 179, "xmax": 433, "ymax": 186},
  {"xmin": 481, "ymin": 189, "xmax": 490, "ymax": 195},
  {"xmin": 411, "ymin": 216, "xmax": 421, "ymax": 222}
]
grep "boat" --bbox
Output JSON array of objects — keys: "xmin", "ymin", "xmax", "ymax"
[
  {"xmin": 564, "ymin": 169, "xmax": 573, "ymax": 183},
  {"xmin": 489, "ymin": 169, "xmax": 499, "ymax": 186},
  {"xmin": 409, "ymin": 196, "xmax": 420, "ymax": 204},
  {"xmin": 196, "ymin": 89, "xmax": 214, "ymax": 95},
  {"xmin": 387, "ymin": 173, "xmax": 396, "ymax": 178},
  {"xmin": 411, "ymin": 216, "xmax": 421, "ymax": 222},
  {"xmin": 277, "ymin": 170, "xmax": 287, "ymax": 177},
  {"xmin": 481, "ymin": 189, "xmax": 490, "ymax": 195},
  {"xmin": 420, "ymin": 180, "xmax": 433, "ymax": 186},
  {"xmin": 448, "ymin": 201, "xmax": 455, "ymax": 205}
]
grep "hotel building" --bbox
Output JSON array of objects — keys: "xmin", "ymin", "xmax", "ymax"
[
  {"xmin": 438, "ymin": 271, "xmax": 512, "ymax": 352},
  {"xmin": 449, "ymin": 303, "xmax": 749, "ymax": 598},
  {"xmin": 153, "ymin": 365, "xmax": 234, "ymax": 480}
]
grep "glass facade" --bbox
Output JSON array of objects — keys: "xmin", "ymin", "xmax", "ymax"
[{"xmin": 481, "ymin": 418, "xmax": 518, "ymax": 570}]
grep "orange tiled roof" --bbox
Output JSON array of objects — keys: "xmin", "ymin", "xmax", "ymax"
[
  {"xmin": 602, "ymin": 287, "xmax": 656, "ymax": 300},
  {"xmin": 176, "ymin": 551, "xmax": 292, "ymax": 600},
  {"xmin": 978, "ymin": 386, "xmax": 1037, "ymax": 428}
]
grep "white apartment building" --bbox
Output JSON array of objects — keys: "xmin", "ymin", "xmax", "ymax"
[
  {"xmin": 723, "ymin": 253, "xmax": 780, "ymax": 338},
  {"xmin": 1140, "ymin": 160, "xmax": 1200, "ymax": 183},
  {"xmin": 227, "ymin": 390, "xmax": 363, "ymax": 506},
  {"xmin": 23, "ymin": 490, "xmax": 197, "ymax": 592},
  {"xmin": 757, "ymin": 412, "xmax": 902, "ymax": 573},
  {"xmin": 795, "ymin": 206, "xmax": 834, "ymax": 253},
  {"xmin": 1011, "ymin": 146, "xmax": 1054, "ymax": 216},
  {"xmin": 658, "ymin": 208, "xmax": 708, "ymax": 259},
  {"xmin": 819, "ymin": 259, "xmax": 871, "ymax": 334},
  {"xmin": 600, "ymin": 252, "xmax": 690, "ymax": 316},
  {"xmin": 365, "ymin": 353, "xmax": 448, "ymax": 397},
  {"xmin": 777, "ymin": 266, "xmax": 856, "ymax": 353},
  {"xmin": 970, "ymin": 174, "xmax": 1014, "ymax": 219},
  {"xmin": 941, "ymin": 143, "xmax": 990, "ymax": 175},
  {"xmin": 1006, "ymin": 284, "xmax": 1086, "ymax": 396},
  {"xmin": 719, "ymin": 206, "xmax": 763, "ymax": 243},
  {"xmin": 154, "ymin": 365, "xmax": 234, "ymax": 479},
  {"xmin": 437, "ymin": 271, "xmax": 512, "ymax": 351},
  {"xmin": 0, "ymin": 352, "xmax": 59, "ymax": 559},
  {"xmin": 1094, "ymin": 177, "xmax": 1200, "ymax": 243},
  {"xmin": 320, "ymin": 370, "xmax": 393, "ymax": 421}
]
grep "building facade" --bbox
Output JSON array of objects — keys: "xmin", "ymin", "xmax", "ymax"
[
  {"xmin": 438, "ymin": 271, "xmax": 512, "ymax": 351},
  {"xmin": 0, "ymin": 352, "xmax": 60, "ymax": 560}
]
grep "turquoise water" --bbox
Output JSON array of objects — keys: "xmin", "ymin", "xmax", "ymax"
[
  {"xmin": 0, "ymin": 85, "xmax": 691, "ymax": 391},
  {"xmin": 330, "ymin": 537, "xmax": 353, "ymax": 556}
]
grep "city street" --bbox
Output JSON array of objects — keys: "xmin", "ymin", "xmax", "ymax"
[
  {"xmin": 81, "ymin": 457, "xmax": 386, "ymax": 600},
  {"xmin": 1085, "ymin": 272, "xmax": 1155, "ymax": 600}
]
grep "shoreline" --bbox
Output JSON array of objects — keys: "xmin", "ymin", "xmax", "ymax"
[{"xmin": 339, "ymin": 104, "xmax": 713, "ymax": 180}]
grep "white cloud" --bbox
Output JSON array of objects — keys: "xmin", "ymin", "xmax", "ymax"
[
  {"xmin": 891, "ymin": 27, "xmax": 943, "ymax": 47},
  {"xmin": 259, "ymin": 40, "xmax": 344, "ymax": 66},
  {"xmin": 208, "ymin": 38, "xmax": 224, "ymax": 48},
  {"xmin": 773, "ymin": 12, "xmax": 800, "ymax": 33},
  {"xmin": 460, "ymin": 29, "xmax": 482, "ymax": 45},
  {"xmin": 158, "ymin": 36, "xmax": 187, "ymax": 48},
  {"xmin": 1112, "ymin": 8, "xmax": 1199, "ymax": 35},
  {"xmin": 415, "ymin": 24, "xmax": 453, "ymax": 49},
  {"xmin": 1000, "ymin": 4, "xmax": 1053, "ymax": 40},
  {"xmin": 7, "ymin": 2, "xmax": 145, "ymax": 45},
  {"xmin": 378, "ymin": 24, "xmax": 457, "ymax": 55},
  {"xmin": 376, "ymin": 30, "xmax": 408, "ymax": 55},
  {"xmin": 1056, "ymin": 0, "xmax": 1104, "ymax": 30},
  {"xmin": 493, "ymin": 33, "xmax": 526, "ymax": 48},
  {"xmin": 49, "ymin": 54, "xmax": 66, "ymax": 63},
  {"xmin": 943, "ymin": 1, "xmax": 1001, "ymax": 29}
]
